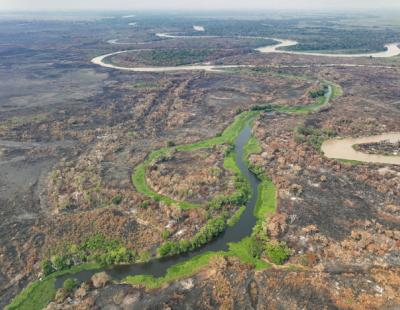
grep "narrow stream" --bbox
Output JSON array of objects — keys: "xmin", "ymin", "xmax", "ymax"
[{"xmin": 55, "ymin": 122, "xmax": 261, "ymax": 287}]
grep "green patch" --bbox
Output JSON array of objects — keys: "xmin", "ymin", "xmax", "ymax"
[
  {"xmin": 126, "ymin": 237, "xmax": 270, "ymax": 290},
  {"xmin": 223, "ymin": 151, "xmax": 241, "ymax": 174},
  {"xmin": 253, "ymin": 178, "xmax": 277, "ymax": 222},
  {"xmin": 63, "ymin": 278, "xmax": 77, "ymax": 291},
  {"xmin": 226, "ymin": 237, "xmax": 270, "ymax": 270},
  {"xmin": 125, "ymin": 251, "xmax": 220, "ymax": 288},
  {"xmin": 294, "ymin": 124, "xmax": 337, "ymax": 151},
  {"xmin": 126, "ymin": 235, "xmax": 273, "ymax": 289},
  {"xmin": 329, "ymin": 81, "xmax": 343, "ymax": 99},
  {"xmin": 236, "ymin": 67, "xmax": 315, "ymax": 82},
  {"xmin": 264, "ymin": 241, "xmax": 292, "ymax": 265},
  {"xmin": 111, "ymin": 194, "xmax": 123, "ymax": 205},
  {"xmin": 0, "ymin": 114, "xmax": 48, "ymax": 131},
  {"xmin": 5, "ymin": 277, "xmax": 56, "ymax": 310},
  {"xmin": 227, "ymin": 206, "xmax": 246, "ymax": 226},
  {"xmin": 157, "ymin": 213, "xmax": 228, "ymax": 257},
  {"xmin": 254, "ymin": 80, "xmax": 341, "ymax": 116},
  {"xmin": 131, "ymin": 161, "xmax": 198, "ymax": 210},
  {"xmin": 161, "ymin": 229, "xmax": 171, "ymax": 240},
  {"xmin": 243, "ymin": 136, "xmax": 262, "ymax": 164},
  {"xmin": 131, "ymin": 82, "xmax": 160, "ymax": 89},
  {"xmin": 134, "ymin": 49, "xmax": 216, "ymax": 66},
  {"xmin": 335, "ymin": 158, "xmax": 364, "ymax": 166},
  {"xmin": 6, "ymin": 263, "xmax": 100, "ymax": 310},
  {"xmin": 41, "ymin": 234, "xmax": 137, "ymax": 279},
  {"xmin": 309, "ymin": 86, "xmax": 327, "ymax": 99}
]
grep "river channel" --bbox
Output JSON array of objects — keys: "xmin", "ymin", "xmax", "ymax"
[{"xmin": 55, "ymin": 122, "xmax": 261, "ymax": 287}]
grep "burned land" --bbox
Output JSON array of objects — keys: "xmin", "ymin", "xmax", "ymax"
[{"xmin": 0, "ymin": 12, "xmax": 400, "ymax": 310}]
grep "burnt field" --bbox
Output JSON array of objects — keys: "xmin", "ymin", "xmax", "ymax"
[{"xmin": 0, "ymin": 12, "xmax": 400, "ymax": 309}]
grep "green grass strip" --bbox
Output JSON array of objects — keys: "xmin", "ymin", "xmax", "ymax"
[
  {"xmin": 223, "ymin": 151, "xmax": 241, "ymax": 174},
  {"xmin": 6, "ymin": 263, "xmax": 101, "ymax": 310},
  {"xmin": 125, "ymin": 251, "xmax": 222, "ymax": 288},
  {"xmin": 335, "ymin": 158, "xmax": 364, "ymax": 166},
  {"xmin": 227, "ymin": 206, "xmax": 246, "ymax": 226},
  {"xmin": 243, "ymin": 135, "xmax": 262, "ymax": 163},
  {"xmin": 6, "ymin": 278, "xmax": 56, "ymax": 310},
  {"xmin": 125, "ymin": 235, "xmax": 271, "ymax": 290},
  {"xmin": 253, "ymin": 178, "xmax": 277, "ymax": 222},
  {"xmin": 226, "ymin": 237, "xmax": 270, "ymax": 270}
]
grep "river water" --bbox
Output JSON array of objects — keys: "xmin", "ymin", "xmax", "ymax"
[
  {"xmin": 92, "ymin": 34, "xmax": 400, "ymax": 73},
  {"xmin": 55, "ymin": 123, "xmax": 261, "ymax": 287},
  {"xmin": 321, "ymin": 132, "xmax": 400, "ymax": 165}
]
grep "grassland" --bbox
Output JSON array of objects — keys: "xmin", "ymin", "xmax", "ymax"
[
  {"xmin": 223, "ymin": 151, "xmax": 241, "ymax": 174},
  {"xmin": 254, "ymin": 178, "xmax": 276, "ymax": 223},
  {"xmin": 243, "ymin": 135, "xmax": 262, "ymax": 164},
  {"xmin": 6, "ymin": 263, "xmax": 101, "ymax": 310},
  {"xmin": 126, "ymin": 233, "xmax": 271, "ymax": 289}
]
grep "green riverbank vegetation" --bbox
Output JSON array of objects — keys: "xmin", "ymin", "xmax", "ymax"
[
  {"xmin": 126, "ymin": 133, "xmax": 287, "ymax": 289},
  {"xmin": 132, "ymin": 111, "xmax": 257, "ymax": 210}
]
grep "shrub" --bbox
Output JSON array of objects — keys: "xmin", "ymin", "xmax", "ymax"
[
  {"xmin": 62, "ymin": 278, "xmax": 77, "ymax": 292},
  {"xmin": 157, "ymin": 213, "xmax": 229, "ymax": 257},
  {"xmin": 157, "ymin": 241, "xmax": 175, "ymax": 257},
  {"xmin": 112, "ymin": 194, "xmax": 123, "ymax": 205},
  {"xmin": 51, "ymin": 255, "xmax": 72, "ymax": 271},
  {"xmin": 249, "ymin": 164, "xmax": 264, "ymax": 178},
  {"xmin": 294, "ymin": 124, "xmax": 336, "ymax": 150},
  {"xmin": 138, "ymin": 200, "xmax": 150, "ymax": 209},
  {"xmin": 309, "ymin": 85, "xmax": 327, "ymax": 98},
  {"xmin": 294, "ymin": 133, "xmax": 306, "ymax": 144},
  {"xmin": 139, "ymin": 251, "xmax": 151, "ymax": 262},
  {"xmin": 249, "ymin": 237, "xmax": 264, "ymax": 259},
  {"xmin": 224, "ymin": 143, "xmax": 235, "ymax": 156},
  {"xmin": 161, "ymin": 230, "xmax": 170, "ymax": 240},
  {"xmin": 264, "ymin": 241, "xmax": 292, "ymax": 265},
  {"xmin": 41, "ymin": 260, "xmax": 54, "ymax": 276},
  {"xmin": 251, "ymin": 104, "xmax": 273, "ymax": 112}
]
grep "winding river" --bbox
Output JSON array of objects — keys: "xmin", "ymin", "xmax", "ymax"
[
  {"xmin": 91, "ymin": 30, "xmax": 400, "ymax": 73},
  {"xmin": 55, "ymin": 122, "xmax": 261, "ymax": 287},
  {"xmin": 10, "ymin": 24, "xmax": 400, "ymax": 308},
  {"xmin": 322, "ymin": 132, "xmax": 400, "ymax": 165}
]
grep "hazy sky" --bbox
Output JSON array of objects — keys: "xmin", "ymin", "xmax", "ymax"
[{"xmin": 1, "ymin": 0, "xmax": 400, "ymax": 11}]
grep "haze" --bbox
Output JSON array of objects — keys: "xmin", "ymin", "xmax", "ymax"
[{"xmin": 1, "ymin": 0, "xmax": 400, "ymax": 11}]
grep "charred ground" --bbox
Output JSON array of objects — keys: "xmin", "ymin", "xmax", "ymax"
[{"xmin": 1, "ymin": 12, "xmax": 400, "ymax": 309}]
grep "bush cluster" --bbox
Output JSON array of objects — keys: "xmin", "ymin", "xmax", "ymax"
[
  {"xmin": 308, "ymin": 87, "xmax": 326, "ymax": 99},
  {"xmin": 264, "ymin": 241, "xmax": 293, "ymax": 265},
  {"xmin": 251, "ymin": 223, "xmax": 292, "ymax": 265},
  {"xmin": 294, "ymin": 124, "xmax": 336, "ymax": 150},
  {"xmin": 158, "ymin": 213, "xmax": 229, "ymax": 257},
  {"xmin": 41, "ymin": 234, "xmax": 137, "ymax": 276},
  {"xmin": 111, "ymin": 194, "xmax": 123, "ymax": 205}
]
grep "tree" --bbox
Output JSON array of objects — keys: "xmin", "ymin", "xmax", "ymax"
[
  {"xmin": 41, "ymin": 260, "xmax": 54, "ymax": 276},
  {"xmin": 112, "ymin": 194, "xmax": 123, "ymax": 205},
  {"xmin": 264, "ymin": 241, "xmax": 292, "ymax": 265}
]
